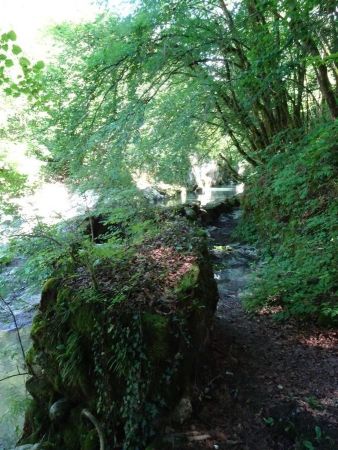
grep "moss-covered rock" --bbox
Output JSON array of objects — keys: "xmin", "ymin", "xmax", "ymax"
[
  {"xmin": 178, "ymin": 196, "xmax": 240, "ymax": 224},
  {"xmin": 20, "ymin": 212, "xmax": 218, "ymax": 450}
]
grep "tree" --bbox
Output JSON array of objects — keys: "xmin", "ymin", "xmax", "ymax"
[{"xmin": 29, "ymin": 0, "xmax": 336, "ymax": 192}]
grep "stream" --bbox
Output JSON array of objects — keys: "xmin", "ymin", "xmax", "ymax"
[
  {"xmin": 0, "ymin": 184, "xmax": 247, "ymax": 449},
  {"xmin": 207, "ymin": 207, "xmax": 256, "ymax": 321}
]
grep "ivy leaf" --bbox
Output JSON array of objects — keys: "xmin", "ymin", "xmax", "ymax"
[{"xmin": 5, "ymin": 59, "xmax": 14, "ymax": 68}]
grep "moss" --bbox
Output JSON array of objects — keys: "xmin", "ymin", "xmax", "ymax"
[
  {"xmin": 30, "ymin": 313, "xmax": 47, "ymax": 344},
  {"xmin": 40, "ymin": 278, "xmax": 60, "ymax": 312},
  {"xmin": 82, "ymin": 429, "xmax": 100, "ymax": 450},
  {"xmin": 194, "ymin": 227, "xmax": 207, "ymax": 238},
  {"xmin": 56, "ymin": 286, "xmax": 72, "ymax": 304},
  {"xmin": 42, "ymin": 277, "xmax": 60, "ymax": 294},
  {"xmin": 49, "ymin": 372, "xmax": 63, "ymax": 394},
  {"xmin": 143, "ymin": 313, "xmax": 170, "ymax": 360},
  {"xmin": 71, "ymin": 303, "xmax": 97, "ymax": 337},
  {"xmin": 0, "ymin": 253, "xmax": 13, "ymax": 266},
  {"xmin": 25, "ymin": 346, "xmax": 36, "ymax": 367},
  {"xmin": 175, "ymin": 264, "xmax": 200, "ymax": 298}
]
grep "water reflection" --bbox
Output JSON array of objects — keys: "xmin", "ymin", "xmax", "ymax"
[
  {"xmin": 0, "ymin": 328, "xmax": 30, "ymax": 450},
  {"xmin": 179, "ymin": 185, "xmax": 240, "ymax": 206}
]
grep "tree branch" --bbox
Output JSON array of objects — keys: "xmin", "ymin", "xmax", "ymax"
[
  {"xmin": 0, "ymin": 372, "xmax": 29, "ymax": 383},
  {"xmin": 0, "ymin": 295, "xmax": 26, "ymax": 363}
]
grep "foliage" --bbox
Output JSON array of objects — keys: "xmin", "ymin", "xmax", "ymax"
[
  {"xmin": 238, "ymin": 121, "xmax": 337, "ymax": 323},
  {"xmin": 25, "ymin": 0, "xmax": 337, "ymax": 194},
  {"xmin": 0, "ymin": 30, "xmax": 44, "ymax": 99},
  {"xmin": 0, "ymin": 30, "xmax": 45, "ymax": 216},
  {"xmin": 0, "ymin": 157, "xmax": 27, "ymax": 214}
]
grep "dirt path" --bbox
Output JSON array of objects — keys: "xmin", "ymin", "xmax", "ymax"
[{"xmin": 175, "ymin": 209, "xmax": 338, "ymax": 450}]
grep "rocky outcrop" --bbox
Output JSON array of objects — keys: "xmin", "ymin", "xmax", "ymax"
[
  {"xmin": 189, "ymin": 157, "xmax": 229, "ymax": 189},
  {"xmin": 19, "ymin": 212, "xmax": 218, "ymax": 450}
]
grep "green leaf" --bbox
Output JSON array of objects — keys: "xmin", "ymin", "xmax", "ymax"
[
  {"xmin": 315, "ymin": 426, "xmax": 322, "ymax": 440},
  {"xmin": 6, "ymin": 30, "xmax": 17, "ymax": 41},
  {"xmin": 263, "ymin": 417, "xmax": 274, "ymax": 426},
  {"xmin": 19, "ymin": 57, "xmax": 30, "ymax": 68},
  {"xmin": 5, "ymin": 59, "xmax": 14, "ymax": 67},
  {"xmin": 33, "ymin": 60, "xmax": 45, "ymax": 71},
  {"xmin": 12, "ymin": 44, "xmax": 22, "ymax": 55}
]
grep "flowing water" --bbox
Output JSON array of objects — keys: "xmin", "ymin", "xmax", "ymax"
[
  {"xmin": 0, "ymin": 329, "xmax": 31, "ymax": 450},
  {"xmin": 165, "ymin": 184, "xmax": 243, "ymax": 206},
  {"xmin": 207, "ymin": 208, "xmax": 256, "ymax": 319}
]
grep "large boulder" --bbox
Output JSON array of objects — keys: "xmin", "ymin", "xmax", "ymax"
[
  {"xmin": 189, "ymin": 157, "xmax": 229, "ymax": 189},
  {"xmin": 141, "ymin": 186, "xmax": 165, "ymax": 201},
  {"xmin": 20, "ymin": 211, "xmax": 218, "ymax": 450}
]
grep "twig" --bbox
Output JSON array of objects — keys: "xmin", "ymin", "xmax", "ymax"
[
  {"xmin": 0, "ymin": 372, "xmax": 29, "ymax": 383},
  {"xmin": 11, "ymin": 233, "xmax": 63, "ymax": 247},
  {"xmin": 0, "ymin": 294, "xmax": 26, "ymax": 363}
]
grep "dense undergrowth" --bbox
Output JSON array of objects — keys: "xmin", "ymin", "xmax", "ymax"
[{"xmin": 238, "ymin": 122, "xmax": 338, "ymax": 324}]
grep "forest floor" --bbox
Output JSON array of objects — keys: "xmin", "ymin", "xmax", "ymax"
[{"xmin": 171, "ymin": 209, "xmax": 338, "ymax": 450}]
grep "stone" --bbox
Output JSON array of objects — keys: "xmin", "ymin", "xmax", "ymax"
[
  {"xmin": 189, "ymin": 157, "xmax": 228, "ymax": 189},
  {"xmin": 49, "ymin": 398, "xmax": 71, "ymax": 422},
  {"xmin": 141, "ymin": 186, "xmax": 165, "ymax": 201},
  {"xmin": 26, "ymin": 377, "xmax": 52, "ymax": 402}
]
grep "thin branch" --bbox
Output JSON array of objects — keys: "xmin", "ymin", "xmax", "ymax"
[
  {"xmin": 219, "ymin": 153, "xmax": 244, "ymax": 182},
  {"xmin": 0, "ymin": 295, "xmax": 26, "ymax": 363},
  {"xmin": 0, "ymin": 372, "xmax": 29, "ymax": 383},
  {"xmin": 11, "ymin": 233, "xmax": 63, "ymax": 247}
]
